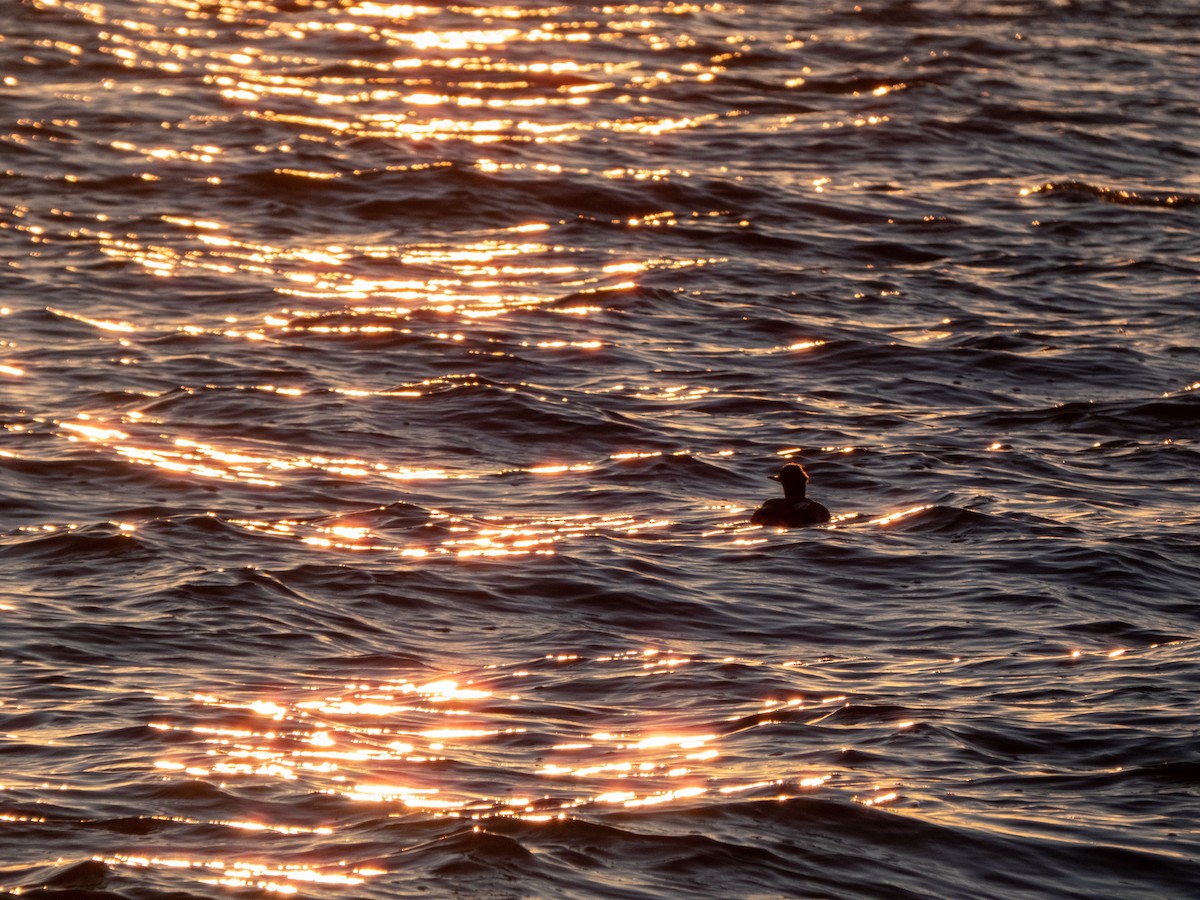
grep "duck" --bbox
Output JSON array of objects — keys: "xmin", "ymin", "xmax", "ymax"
[{"xmin": 751, "ymin": 462, "xmax": 831, "ymax": 528}]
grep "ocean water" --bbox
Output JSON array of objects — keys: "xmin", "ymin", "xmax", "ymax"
[{"xmin": 2, "ymin": 0, "xmax": 1199, "ymax": 896}]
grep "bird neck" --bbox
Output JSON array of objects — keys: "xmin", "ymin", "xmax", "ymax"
[{"xmin": 783, "ymin": 484, "xmax": 807, "ymax": 501}]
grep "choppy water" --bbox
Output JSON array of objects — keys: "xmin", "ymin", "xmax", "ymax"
[{"xmin": 2, "ymin": 1, "xmax": 1199, "ymax": 896}]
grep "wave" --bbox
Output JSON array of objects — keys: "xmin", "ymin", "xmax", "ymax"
[
  {"xmin": 1023, "ymin": 180, "xmax": 1200, "ymax": 209},
  {"xmin": 969, "ymin": 391, "xmax": 1200, "ymax": 438}
]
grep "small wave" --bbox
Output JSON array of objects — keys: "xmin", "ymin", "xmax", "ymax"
[
  {"xmin": 416, "ymin": 828, "xmax": 538, "ymax": 877},
  {"xmin": 861, "ymin": 504, "xmax": 1037, "ymax": 537},
  {"xmin": 1134, "ymin": 760, "xmax": 1200, "ymax": 786},
  {"xmin": 28, "ymin": 859, "xmax": 112, "ymax": 892},
  {"xmin": 148, "ymin": 779, "xmax": 232, "ymax": 802},
  {"xmin": 969, "ymin": 391, "xmax": 1200, "ymax": 438},
  {"xmin": 1022, "ymin": 180, "xmax": 1200, "ymax": 209},
  {"xmin": 0, "ymin": 523, "xmax": 147, "ymax": 563}
]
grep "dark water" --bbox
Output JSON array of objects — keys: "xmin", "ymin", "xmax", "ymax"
[{"xmin": 2, "ymin": 0, "xmax": 1199, "ymax": 896}]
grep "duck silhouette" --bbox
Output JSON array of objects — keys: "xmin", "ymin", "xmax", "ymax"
[{"xmin": 751, "ymin": 462, "xmax": 831, "ymax": 527}]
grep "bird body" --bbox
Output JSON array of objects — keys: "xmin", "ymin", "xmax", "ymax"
[
  {"xmin": 751, "ymin": 462, "xmax": 831, "ymax": 527},
  {"xmin": 750, "ymin": 496, "xmax": 831, "ymax": 528}
]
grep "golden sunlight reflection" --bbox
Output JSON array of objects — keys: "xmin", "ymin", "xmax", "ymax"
[
  {"xmin": 91, "ymin": 216, "xmax": 718, "ymax": 330},
  {"xmin": 55, "ymin": 401, "xmax": 483, "ymax": 490},
  {"xmin": 47, "ymin": 307, "xmax": 136, "ymax": 333},
  {"xmin": 33, "ymin": 0, "xmax": 758, "ymax": 355},
  {"xmin": 854, "ymin": 789, "xmax": 899, "ymax": 808},
  {"xmin": 44, "ymin": 0, "xmax": 738, "ymax": 164},
  {"xmin": 147, "ymin": 652, "xmax": 837, "ymax": 831},
  {"xmin": 229, "ymin": 507, "xmax": 673, "ymax": 558},
  {"xmin": 867, "ymin": 504, "xmax": 934, "ymax": 527},
  {"xmin": 99, "ymin": 853, "xmax": 380, "ymax": 893}
]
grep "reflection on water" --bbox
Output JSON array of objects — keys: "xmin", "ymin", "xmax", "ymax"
[
  {"xmin": 4, "ymin": 637, "xmax": 1176, "ymax": 896},
  {"xmin": 7, "ymin": 0, "xmax": 794, "ymax": 407},
  {"xmin": 31, "ymin": 0, "xmax": 743, "ymax": 150},
  {"xmin": 149, "ymin": 652, "xmax": 841, "ymax": 830},
  {"xmin": 232, "ymin": 509, "xmax": 673, "ymax": 557},
  {"xmin": 95, "ymin": 221, "xmax": 597, "ymax": 320},
  {"xmin": 867, "ymin": 504, "xmax": 935, "ymax": 527},
  {"xmin": 99, "ymin": 852, "xmax": 381, "ymax": 894}
]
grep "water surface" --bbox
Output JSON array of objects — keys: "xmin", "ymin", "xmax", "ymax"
[{"xmin": 2, "ymin": 1, "xmax": 1199, "ymax": 896}]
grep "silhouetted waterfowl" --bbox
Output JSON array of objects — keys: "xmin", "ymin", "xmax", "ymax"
[{"xmin": 751, "ymin": 462, "xmax": 831, "ymax": 527}]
